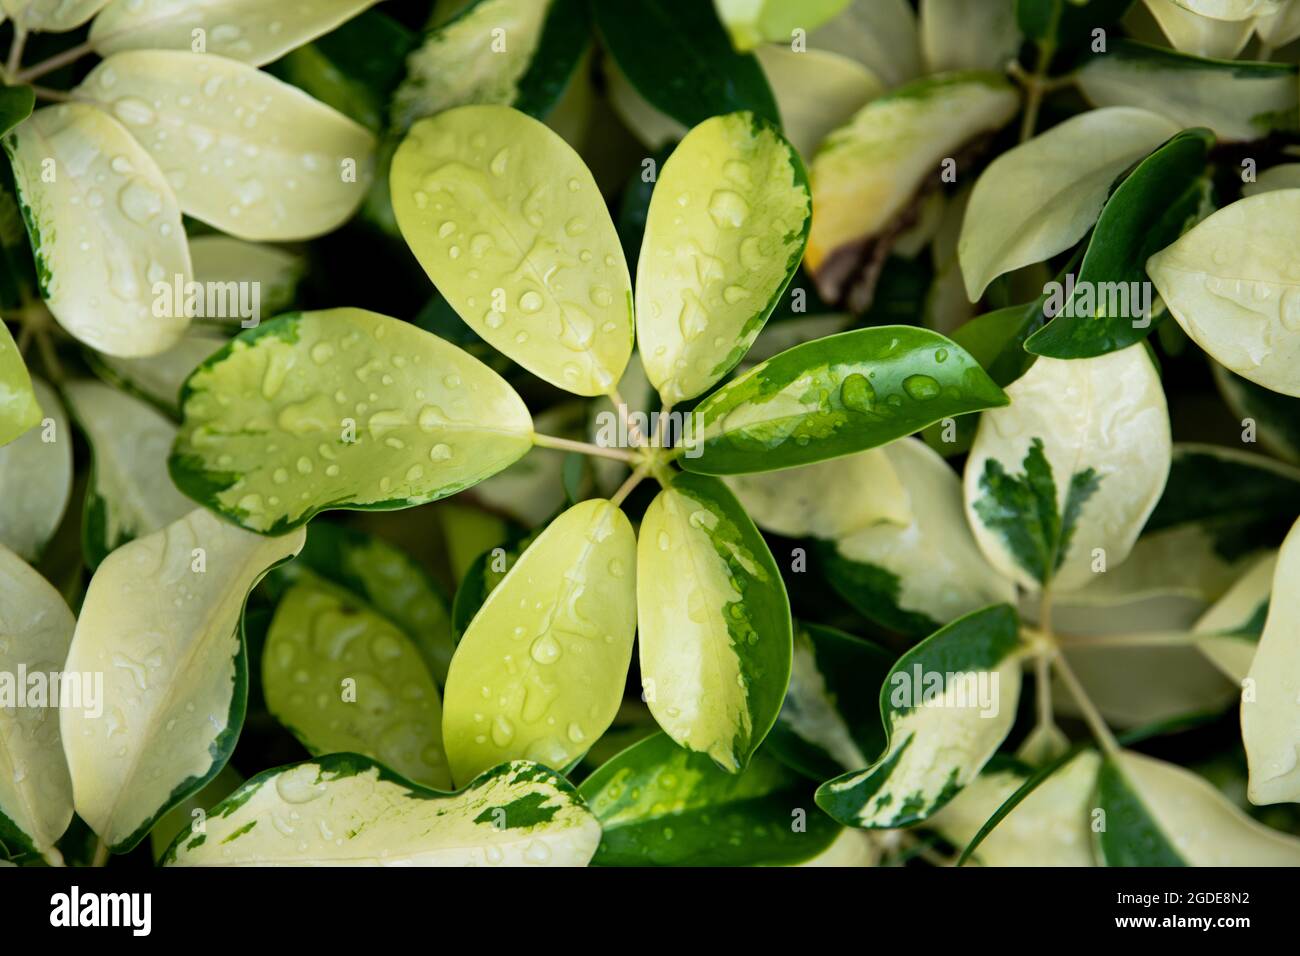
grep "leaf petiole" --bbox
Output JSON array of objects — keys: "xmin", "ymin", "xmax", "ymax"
[{"xmin": 532, "ymin": 432, "xmax": 639, "ymax": 464}]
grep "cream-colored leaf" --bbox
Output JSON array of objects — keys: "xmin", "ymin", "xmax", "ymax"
[
  {"xmin": 1170, "ymin": 0, "xmax": 1283, "ymax": 19},
  {"xmin": 1144, "ymin": 0, "xmax": 1258, "ymax": 56},
  {"xmin": 919, "ymin": 0, "xmax": 1021, "ymax": 74},
  {"xmin": 752, "ymin": 46, "xmax": 882, "ymax": 160},
  {"xmin": 1195, "ymin": 550, "xmax": 1274, "ymax": 682},
  {"xmin": 2, "ymin": 0, "xmax": 109, "ymax": 32},
  {"xmin": 94, "ymin": 325, "xmax": 229, "ymax": 416},
  {"xmin": 807, "ymin": 0, "xmax": 922, "ymax": 88},
  {"xmin": 0, "ymin": 378, "xmax": 71, "ymax": 561},
  {"xmin": 1242, "ymin": 162, "xmax": 1300, "ymax": 197},
  {"xmin": 1256, "ymin": 0, "xmax": 1300, "ymax": 45},
  {"xmin": 188, "ymin": 235, "xmax": 305, "ymax": 320}
]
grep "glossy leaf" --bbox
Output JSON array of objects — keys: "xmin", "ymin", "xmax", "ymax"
[
  {"xmin": 163, "ymin": 756, "xmax": 600, "ymax": 866},
  {"xmin": 76, "ymin": 52, "xmax": 376, "ymax": 241},
  {"xmin": 187, "ymin": 235, "xmax": 305, "ymax": 321},
  {"xmin": 171, "ymin": 308, "xmax": 534, "ymax": 534},
  {"xmin": 61, "ymin": 508, "xmax": 305, "ymax": 851},
  {"xmin": 391, "ymin": 105, "xmax": 633, "ymax": 396},
  {"xmin": 637, "ymin": 473, "xmax": 791, "ymax": 772},
  {"xmin": 683, "ymin": 326, "xmax": 1007, "ymax": 475},
  {"xmin": 443, "ymin": 499, "xmax": 637, "ymax": 785},
  {"xmin": 90, "ymin": 326, "xmax": 230, "ymax": 419},
  {"xmin": 637, "ymin": 111, "xmax": 810, "ymax": 405},
  {"xmin": 579, "ymin": 731, "xmax": 839, "ymax": 865},
  {"xmin": 5, "ymin": 103, "xmax": 191, "ymax": 357},
  {"xmin": 1172, "ymin": 0, "xmax": 1283, "ymax": 17},
  {"xmin": 0, "ymin": 545, "xmax": 75, "ymax": 865},
  {"xmin": 0, "ymin": 85, "xmax": 33, "ymax": 140},
  {"xmin": 0, "ymin": 378, "xmax": 71, "ymax": 561},
  {"xmin": 816, "ymin": 604, "xmax": 1024, "ymax": 828},
  {"xmin": 147, "ymin": 764, "xmax": 241, "ymax": 862}
]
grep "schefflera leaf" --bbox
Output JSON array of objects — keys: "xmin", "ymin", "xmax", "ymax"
[
  {"xmin": 958, "ymin": 106, "xmax": 1181, "ymax": 303},
  {"xmin": 638, "ymin": 472, "xmax": 791, "ymax": 772},
  {"xmin": 715, "ymin": 0, "xmax": 850, "ymax": 51},
  {"xmin": 264, "ymin": 581, "xmax": 451, "ymax": 790},
  {"xmin": 171, "ymin": 308, "xmax": 534, "ymax": 535},
  {"xmin": 5, "ymin": 103, "xmax": 191, "ymax": 357},
  {"xmin": 1149, "ymin": 190, "xmax": 1300, "ymax": 397},
  {"xmin": 4, "ymin": 0, "xmax": 110, "ymax": 32},
  {"xmin": 636, "ymin": 111, "xmax": 810, "ymax": 406},
  {"xmin": 0, "ymin": 378, "xmax": 72, "ymax": 562},
  {"xmin": 392, "ymin": 105, "xmax": 633, "ymax": 396},
  {"xmin": 1095, "ymin": 751, "xmax": 1300, "ymax": 865},
  {"xmin": 0, "ymin": 545, "xmax": 76, "ymax": 865},
  {"xmin": 806, "ymin": 72, "xmax": 1019, "ymax": 303},
  {"xmin": 63, "ymin": 380, "xmax": 193, "ymax": 569},
  {"xmin": 579, "ymin": 731, "xmax": 840, "ymax": 866},
  {"xmin": 1193, "ymin": 550, "xmax": 1274, "ymax": 683},
  {"xmin": 816, "ymin": 604, "xmax": 1024, "ymax": 829},
  {"xmin": 61, "ymin": 508, "xmax": 305, "ymax": 852},
  {"xmin": 0, "ymin": 320, "xmax": 39, "ymax": 447},
  {"xmin": 683, "ymin": 326, "xmax": 1007, "ymax": 475},
  {"xmin": 164, "ymin": 756, "xmax": 600, "ymax": 866},
  {"xmin": 90, "ymin": 0, "xmax": 379, "ymax": 67},
  {"xmin": 76, "ymin": 51, "xmax": 376, "ymax": 241},
  {"xmin": 964, "ymin": 346, "xmax": 1172, "ymax": 592},
  {"xmin": 442, "ymin": 499, "xmax": 637, "ymax": 785},
  {"xmin": 1242, "ymin": 517, "xmax": 1300, "ymax": 805}
]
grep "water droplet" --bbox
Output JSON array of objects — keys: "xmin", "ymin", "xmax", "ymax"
[
  {"xmin": 902, "ymin": 374, "xmax": 941, "ymax": 400},
  {"xmin": 840, "ymin": 373, "xmax": 876, "ymax": 413},
  {"xmin": 708, "ymin": 190, "xmax": 749, "ymax": 228}
]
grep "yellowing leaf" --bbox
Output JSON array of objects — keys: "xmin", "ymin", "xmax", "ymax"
[
  {"xmin": 443, "ymin": 499, "xmax": 637, "ymax": 785},
  {"xmin": 1149, "ymin": 190, "xmax": 1300, "ymax": 397},
  {"xmin": 392, "ymin": 105, "xmax": 633, "ymax": 396},
  {"xmin": 637, "ymin": 111, "xmax": 810, "ymax": 405},
  {"xmin": 76, "ymin": 51, "xmax": 375, "ymax": 241},
  {"xmin": 6, "ymin": 104, "xmax": 191, "ymax": 357},
  {"xmin": 61, "ymin": 509, "xmax": 305, "ymax": 851}
]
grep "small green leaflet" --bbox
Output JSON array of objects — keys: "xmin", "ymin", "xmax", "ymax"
[
  {"xmin": 0, "ymin": 85, "xmax": 34, "ymax": 139},
  {"xmin": 972, "ymin": 438, "xmax": 1102, "ymax": 587}
]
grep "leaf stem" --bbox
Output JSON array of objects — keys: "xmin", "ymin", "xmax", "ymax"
[
  {"xmin": 609, "ymin": 466, "xmax": 647, "ymax": 507},
  {"xmin": 606, "ymin": 385, "xmax": 647, "ymax": 447},
  {"xmin": 91, "ymin": 838, "xmax": 109, "ymax": 868},
  {"xmin": 15, "ymin": 39, "xmax": 96, "ymax": 83},
  {"xmin": 31, "ymin": 85, "xmax": 76, "ymax": 103},
  {"xmin": 1037, "ymin": 588, "xmax": 1119, "ymax": 756},
  {"xmin": 533, "ymin": 432, "xmax": 638, "ymax": 464},
  {"xmin": 33, "ymin": 326, "xmax": 64, "ymax": 384},
  {"xmin": 6, "ymin": 27, "xmax": 27, "ymax": 79}
]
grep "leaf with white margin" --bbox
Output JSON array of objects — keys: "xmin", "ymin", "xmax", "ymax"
[
  {"xmin": 724, "ymin": 448, "xmax": 909, "ymax": 540},
  {"xmin": 919, "ymin": 0, "xmax": 1021, "ymax": 74},
  {"xmin": 187, "ymin": 235, "xmax": 305, "ymax": 321},
  {"xmin": 1256, "ymin": 0, "xmax": 1300, "ymax": 45},
  {"xmin": 1, "ymin": 0, "xmax": 109, "ymax": 32},
  {"xmin": 1144, "ymin": 0, "xmax": 1258, "ymax": 57},
  {"xmin": 806, "ymin": 72, "xmax": 1019, "ymax": 302},
  {"xmin": 1243, "ymin": 518, "xmax": 1300, "ymax": 804},
  {"xmin": 170, "ymin": 308, "xmax": 534, "ymax": 535},
  {"xmin": 752, "ymin": 46, "xmax": 882, "ymax": 161},
  {"xmin": 0, "ymin": 319, "xmax": 38, "ymax": 447},
  {"xmin": 1243, "ymin": 163, "xmax": 1300, "ymax": 197},
  {"xmin": 391, "ymin": 105, "xmax": 633, "ymax": 397},
  {"xmin": 958, "ymin": 107, "xmax": 1180, "ymax": 302},
  {"xmin": 1195, "ymin": 550, "xmax": 1274, "ymax": 682},
  {"xmin": 1096, "ymin": 750, "xmax": 1300, "ymax": 865},
  {"xmin": 807, "ymin": 0, "xmax": 922, "ymax": 88},
  {"xmin": 1150, "ymin": 191, "xmax": 1300, "ymax": 397},
  {"xmin": 264, "ymin": 580, "xmax": 451, "ymax": 790},
  {"xmin": 90, "ymin": 0, "xmax": 378, "ymax": 66},
  {"xmin": 61, "ymin": 508, "xmax": 305, "ymax": 852},
  {"xmin": 443, "ymin": 499, "xmax": 637, "ymax": 785},
  {"xmin": 1077, "ymin": 41, "xmax": 1298, "ymax": 142},
  {"xmin": 148, "ymin": 763, "xmax": 240, "ymax": 861},
  {"xmin": 714, "ymin": 0, "xmax": 850, "ymax": 51},
  {"xmin": 63, "ymin": 380, "xmax": 192, "ymax": 569},
  {"xmin": 815, "ymin": 604, "xmax": 1023, "ymax": 829},
  {"xmin": 0, "ymin": 379, "xmax": 71, "ymax": 561},
  {"xmin": 964, "ymin": 346, "xmax": 1172, "ymax": 592},
  {"xmin": 5, "ymin": 103, "xmax": 191, "ymax": 358},
  {"xmin": 822, "ymin": 438, "xmax": 1017, "ymax": 637},
  {"xmin": 163, "ymin": 756, "xmax": 599, "ymax": 866},
  {"xmin": 928, "ymin": 751, "xmax": 1100, "ymax": 866},
  {"xmin": 1171, "ymin": 0, "xmax": 1283, "ymax": 17},
  {"xmin": 638, "ymin": 472, "xmax": 791, "ymax": 773},
  {"xmin": 578, "ymin": 730, "xmax": 839, "ymax": 865},
  {"xmin": 76, "ymin": 52, "xmax": 375, "ymax": 242},
  {"xmin": 0, "ymin": 545, "xmax": 75, "ymax": 865},
  {"xmin": 637, "ymin": 112, "xmax": 809, "ymax": 406}
]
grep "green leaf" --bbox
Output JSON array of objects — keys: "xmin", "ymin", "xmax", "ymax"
[
  {"xmin": 163, "ymin": 756, "xmax": 601, "ymax": 866},
  {"xmin": 1026, "ymin": 128, "xmax": 1213, "ymax": 358},
  {"xmin": 0, "ymin": 85, "xmax": 34, "ymax": 139},
  {"xmin": 62, "ymin": 508, "xmax": 305, "ymax": 852},
  {"xmin": 148, "ymin": 764, "xmax": 241, "ymax": 862},
  {"xmin": 170, "ymin": 308, "xmax": 534, "ymax": 535},
  {"xmin": 637, "ymin": 472, "xmax": 791, "ymax": 772},
  {"xmin": 1015, "ymin": 0, "xmax": 1137, "ymax": 57},
  {"xmin": 821, "ymin": 438, "xmax": 1016, "ymax": 637},
  {"xmin": 592, "ymin": 0, "xmax": 779, "ymax": 129},
  {"xmin": 1095, "ymin": 750, "xmax": 1300, "ymax": 865},
  {"xmin": 63, "ymin": 379, "xmax": 194, "ymax": 569},
  {"xmin": 443, "ymin": 499, "xmax": 637, "ymax": 785},
  {"xmin": 714, "ymin": 0, "xmax": 851, "ymax": 50},
  {"xmin": 391, "ymin": 0, "xmax": 589, "ymax": 131},
  {"xmin": 1213, "ymin": 365, "xmax": 1300, "ymax": 464},
  {"xmin": 90, "ymin": 0, "xmax": 379, "ymax": 66},
  {"xmin": 1077, "ymin": 40, "xmax": 1299, "ymax": 141},
  {"xmin": 958, "ymin": 106, "xmax": 1181, "ymax": 302},
  {"xmin": 579, "ymin": 731, "xmax": 839, "ymax": 865},
  {"xmin": 964, "ymin": 346, "xmax": 1171, "ymax": 591},
  {"xmin": 263, "ymin": 579, "xmax": 452, "ymax": 789},
  {"xmin": 636, "ymin": 111, "xmax": 810, "ymax": 405},
  {"xmin": 391, "ymin": 105, "xmax": 633, "ymax": 396},
  {"xmin": 0, "ymin": 544, "xmax": 75, "ymax": 865},
  {"xmin": 0, "ymin": 378, "xmax": 71, "ymax": 561},
  {"xmin": 683, "ymin": 326, "xmax": 1007, "ymax": 475},
  {"xmin": 816, "ymin": 604, "xmax": 1024, "ymax": 828},
  {"xmin": 765, "ymin": 624, "xmax": 893, "ymax": 781},
  {"xmin": 1194, "ymin": 550, "xmax": 1273, "ymax": 682},
  {"xmin": 0, "ymin": 318, "xmax": 39, "ymax": 448},
  {"xmin": 76, "ymin": 52, "xmax": 376, "ymax": 241}
]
